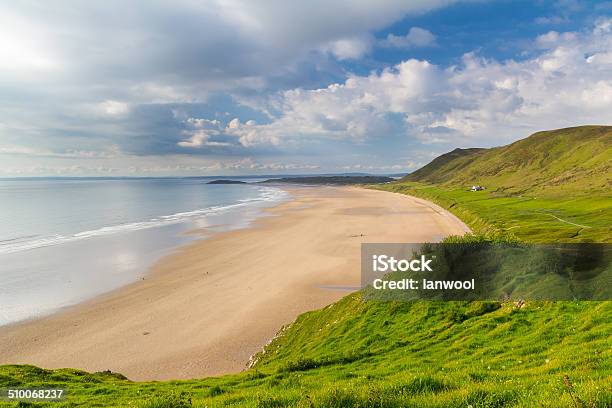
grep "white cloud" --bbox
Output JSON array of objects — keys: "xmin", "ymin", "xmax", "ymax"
[
  {"xmin": 379, "ymin": 27, "xmax": 437, "ymax": 48},
  {"xmin": 227, "ymin": 118, "xmax": 241, "ymax": 129},
  {"xmin": 0, "ymin": 145, "xmax": 119, "ymax": 158},
  {"xmin": 219, "ymin": 157, "xmax": 320, "ymax": 171},
  {"xmin": 0, "ymin": 11, "xmax": 60, "ymax": 73},
  {"xmin": 534, "ymin": 15, "xmax": 569, "ymax": 25},
  {"xmin": 220, "ymin": 59, "xmax": 444, "ymax": 146},
  {"xmin": 177, "ymin": 132, "xmax": 209, "ymax": 148},
  {"xmin": 535, "ymin": 30, "xmax": 577, "ymax": 48},
  {"xmin": 187, "ymin": 117, "xmax": 222, "ymax": 128},
  {"xmin": 323, "ymin": 35, "xmax": 374, "ymax": 60},
  {"xmin": 0, "ymin": 0, "xmax": 457, "ymax": 98},
  {"xmin": 341, "ymin": 162, "xmax": 419, "ymax": 171},
  {"xmin": 98, "ymin": 100, "xmax": 130, "ymax": 116},
  {"xmin": 177, "ymin": 116, "xmax": 233, "ymax": 148},
  {"xmin": 228, "ymin": 18, "xmax": 612, "ymax": 148}
]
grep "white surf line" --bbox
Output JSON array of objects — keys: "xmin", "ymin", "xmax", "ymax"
[{"xmin": 537, "ymin": 212, "xmax": 592, "ymax": 228}]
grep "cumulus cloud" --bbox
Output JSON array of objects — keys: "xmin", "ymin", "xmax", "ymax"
[
  {"xmin": 80, "ymin": 16, "xmax": 612, "ymax": 161},
  {"xmin": 379, "ymin": 27, "xmax": 437, "ymax": 48},
  {"xmin": 177, "ymin": 117, "xmax": 235, "ymax": 148},
  {"xmin": 223, "ymin": 18, "xmax": 612, "ymax": 148},
  {"xmin": 177, "ymin": 132, "xmax": 209, "ymax": 148}
]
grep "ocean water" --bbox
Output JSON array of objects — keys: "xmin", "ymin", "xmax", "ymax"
[{"xmin": 0, "ymin": 178, "xmax": 289, "ymax": 326}]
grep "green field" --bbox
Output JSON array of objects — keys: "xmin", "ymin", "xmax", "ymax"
[
  {"xmin": 1, "ymin": 126, "xmax": 611, "ymax": 407},
  {"xmin": 377, "ymin": 182, "xmax": 611, "ymax": 243}
]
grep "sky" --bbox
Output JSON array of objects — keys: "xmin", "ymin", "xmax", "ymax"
[{"xmin": 1, "ymin": 0, "xmax": 611, "ymax": 176}]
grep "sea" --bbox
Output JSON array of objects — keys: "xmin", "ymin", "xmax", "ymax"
[{"xmin": 0, "ymin": 177, "xmax": 289, "ymax": 326}]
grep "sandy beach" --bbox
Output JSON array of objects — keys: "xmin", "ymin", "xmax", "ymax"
[{"xmin": 0, "ymin": 186, "xmax": 469, "ymax": 381}]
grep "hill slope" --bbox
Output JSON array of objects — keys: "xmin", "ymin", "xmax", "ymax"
[
  {"xmin": 406, "ymin": 148, "xmax": 486, "ymax": 184},
  {"xmin": 404, "ymin": 126, "xmax": 612, "ymax": 195},
  {"xmin": 1, "ymin": 297, "xmax": 610, "ymax": 407}
]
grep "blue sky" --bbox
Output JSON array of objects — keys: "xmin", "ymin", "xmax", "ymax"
[{"xmin": 0, "ymin": 0, "xmax": 611, "ymax": 176}]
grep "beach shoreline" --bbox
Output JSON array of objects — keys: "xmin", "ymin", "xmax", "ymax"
[{"xmin": 0, "ymin": 186, "xmax": 469, "ymax": 381}]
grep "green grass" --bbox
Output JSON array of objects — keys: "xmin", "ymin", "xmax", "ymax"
[
  {"xmin": 1, "ymin": 298, "xmax": 610, "ymax": 407},
  {"xmin": 389, "ymin": 126, "xmax": 611, "ymax": 243},
  {"xmin": 376, "ymin": 182, "xmax": 611, "ymax": 243},
  {"xmin": 1, "ymin": 126, "xmax": 610, "ymax": 407},
  {"xmin": 404, "ymin": 126, "xmax": 611, "ymax": 197}
]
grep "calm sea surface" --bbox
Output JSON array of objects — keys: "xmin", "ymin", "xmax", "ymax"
[{"xmin": 0, "ymin": 178, "xmax": 289, "ymax": 325}]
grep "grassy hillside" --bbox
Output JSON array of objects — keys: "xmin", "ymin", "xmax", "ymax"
[
  {"xmin": 406, "ymin": 148, "xmax": 486, "ymax": 184},
  {"xmin": 404, "ymin": 126, "xmax": 611, "ymax": 196},
  {"xmin": 382, "ymin": 126, "xmax": 612, "ymax": 243},
  {"xmin": 1, "ymin": 298, "xmax": 610, "ymax": 407},
  {"xmin": 1, "ymin": 126, "xmax": 610, "ymax": 407}
]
